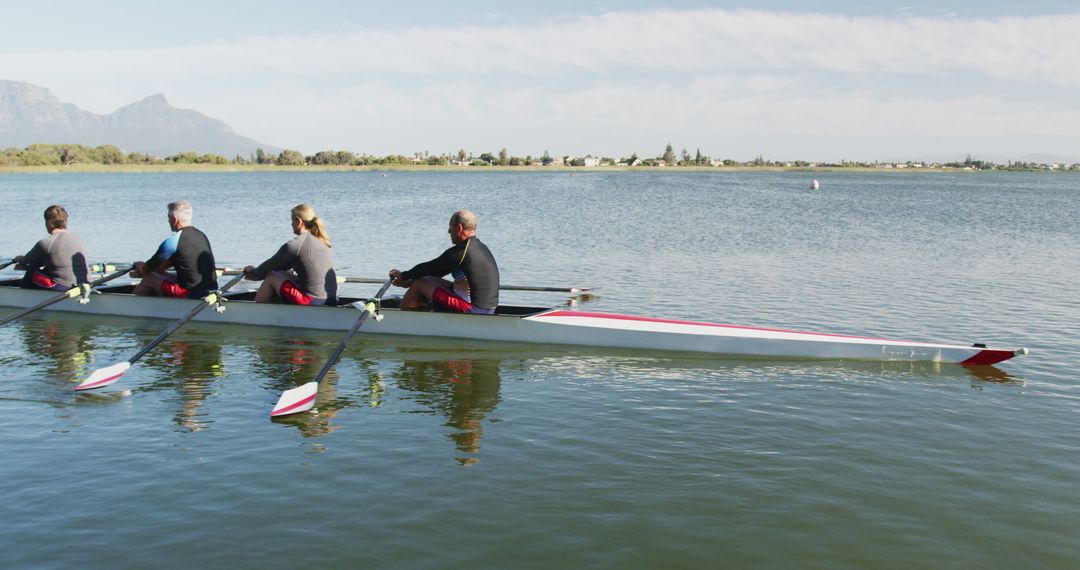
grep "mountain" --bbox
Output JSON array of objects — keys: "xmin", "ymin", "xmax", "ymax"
[{"xmin": 0, "ymin": 79, "xmax": 281, "ymax": 157}]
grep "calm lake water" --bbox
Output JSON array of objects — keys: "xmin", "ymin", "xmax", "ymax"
[{"xmin": 0, "ymin": 171, "xmax": 1077, "ymax": 568}]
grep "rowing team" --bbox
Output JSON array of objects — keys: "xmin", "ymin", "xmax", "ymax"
[{"xmin": 13, "ymin": 202, "xmax": 500, "ymax": 315}]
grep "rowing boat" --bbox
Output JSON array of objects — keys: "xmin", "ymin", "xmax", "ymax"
[{"xmin": 0, "ymin": 281, "xmax": 1027, "ymax": 365}]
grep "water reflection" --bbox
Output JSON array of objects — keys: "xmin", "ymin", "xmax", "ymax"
[
  {"xmin": 258, "ymin": 334, "xmax": 391, "ymax": 440},
  {"xmin": 6, "ymin": 309, "xmax": 1019, "ymax": 442},
  {"xmin": 2, "ymin": 318, "xmax": 92, "ymax": 408},
  {"xmin": 6, "ymin": 315, "xmax": 131, "ymax": 406},
  {"xmin": 16, "ymin": 318, "xmax": 96, "ymax": 382},
  {"xmin": 393, "ymin": 357, "xmax": 502, "ymax": 466},
  {"xmin": 255, "ymin": 331, "xmax": 503, "ymax": 458},
  {"xmin": 869, "ymin": 360, "xmax": 1020, "ymax": 387},
  {"xmin": 525, "ymin": 349, "xmax": 1021, "ymax": 388},
  {"xmin": 261, "ymin": 337, "xmax": 343, "ymax": 438},
  {"xmin": 964, "ymin": 364, "xmax": 1019, "ymax": 386},
  {"xmin": 137, "ymin": 336, "xmax": 224, "ymax": 432}
]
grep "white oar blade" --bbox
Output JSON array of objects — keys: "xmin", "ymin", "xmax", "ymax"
[
  {"xmin": 271, "ymin": 382, "xmax": 318, "ymax": 417},
  {"xmin": 74, "ymin": 361, "xmax": 131, "ymax": 391}
]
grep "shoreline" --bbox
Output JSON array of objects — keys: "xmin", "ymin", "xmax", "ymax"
[{"xmin": 1, "ymin": 164, "xmax": 1071, "ymax": 174}]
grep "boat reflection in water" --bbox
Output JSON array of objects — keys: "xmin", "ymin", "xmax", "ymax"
[
  {"xmin": 962, "ymin": 364, "xmax": 1019, "ymax": 386},
  {"xmin": 15, "ymin": 317, "xmax": 97, "ymax": 382},
  {"xmin": 393, "ymin": 357, "xmax": 502, "ymax": 466},
  {"xmin": 262, "ymin": 332, "xmax": 504, "ymax": 463},
  {"xmin": 866, "ymin": 359, "xmax": 1021, "ymax": 387},
  {"xmin": 7, "ymin": 310, "xmax": 1019, "ymax": 441},
  {"xmin": 9, "ymin": 314, "xmax": 134, "ymax": 407},
  {"xmin": 260, "ymin": 336, "xmax": 363, "ymax": 440},
  {"xmin": 133, "ymin": 331, "xmax": 225, "ymax": 433},
  {"xmin": 16, "ymin": 311, "xmax": 229, "ymax": 430}
]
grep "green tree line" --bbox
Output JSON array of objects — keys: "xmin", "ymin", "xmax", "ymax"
[{"xmin": 2, "ymin": 143, "xmax": 1074, "ymax": 171}]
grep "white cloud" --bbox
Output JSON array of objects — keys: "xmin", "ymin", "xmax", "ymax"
[
  {"xmin": 6, "ymin": 9, "xmax": 1080, "ymax": 82},
  {"xmin": 2, "ymin": 8, "xmax": 1079, "ymax": 159}
]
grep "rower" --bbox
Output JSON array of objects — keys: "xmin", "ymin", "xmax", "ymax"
[
  {"xmin": 389, "ymin": 209, "xmax": 499, "ymax": 314},
  {"xmin": 131, "ymin": 200, "xmax": 219, "ymax": 298},
  {"xmin": 14, "ymin": 204, "xmax": 89, "ymax": 291},
  {"xmin": 243, "ymin": 203, "xmax": 338, "ymax": 305}
]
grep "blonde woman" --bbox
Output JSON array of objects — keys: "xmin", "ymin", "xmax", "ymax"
[{"xmin": 244, "ymin": 204, "xmax": 338, "ymax": 305}]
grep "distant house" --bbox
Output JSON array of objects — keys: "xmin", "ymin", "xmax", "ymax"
[{"xmin": 583, "ymin": 155, "xmax": 600, "ymax": 167}]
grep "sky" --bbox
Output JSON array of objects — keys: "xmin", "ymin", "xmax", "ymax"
[{"xmin": 2, "ymin": 0, "xmax": 1079, "ymax": 162}]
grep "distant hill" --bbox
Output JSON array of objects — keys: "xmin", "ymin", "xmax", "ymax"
[{"xmin": 0, "ymin": 79, "xmax": 280, "ymax": 157}]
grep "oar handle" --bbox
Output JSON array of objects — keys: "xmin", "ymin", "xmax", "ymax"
[{"xmin": 373, "ymin": 277, "xmax": 394, "ymax": 299}]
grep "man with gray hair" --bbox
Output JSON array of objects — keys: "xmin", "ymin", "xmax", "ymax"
[
  {"xmin": 389, "ymin": 209, "xmax": 500, "ymax": 314},
  {"xmin": 132, "ymin": 200, "xmax": 219, "ymax": 298}
]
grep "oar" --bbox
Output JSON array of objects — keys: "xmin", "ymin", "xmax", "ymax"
[
  {"xmin": 74, "ymin": 273, "xmax": 245, "ymax": 391},
  {"xmin": 0, "ymin": 259, "xmax": 17, "ymax": 271},
  {"xmin": 0, "ymin": 266, "xmax": 131, "ymax": 327},
  {"xmin": 270, "ymin": 278, "xmax": 393, "ymax": 417},
  {"xmin": 215, "ymin": 270, "xmax": 589, "ymax": 294},
  {"xmin": 336, "ymin": 275, "xmax": 591, "ymax": 294},
  {"xmin": 212, "ymin": 270, "xmax": 590, "ymax": 293}
]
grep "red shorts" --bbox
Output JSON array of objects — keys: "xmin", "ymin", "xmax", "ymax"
[
  {"xmin": 432, "ymin": 286, "xmax": 474, "ymax": 313},
  {"xmin": 27, "ymin": 271, "xmax": 69, "ymax": 291},
  {"xmin": 160, "ymin": 278, "xmax": 192, "ymax": 299},
  {"xmin": 279, "ymin": 280, "xmax": 315, "ymax": 305}
]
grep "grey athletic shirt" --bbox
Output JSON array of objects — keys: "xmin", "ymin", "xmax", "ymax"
[
  {"xmin": 249, "ymin": 232, "xmax": 338, "ymax": 301},
  {"xmin": 22, "ymin": 231, "xmax": 89, "ymax": 287}
]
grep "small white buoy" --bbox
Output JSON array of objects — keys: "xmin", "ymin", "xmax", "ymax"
[{"xmin": 810, "ymin": 179, "xmax": 820, "ymax": 190}]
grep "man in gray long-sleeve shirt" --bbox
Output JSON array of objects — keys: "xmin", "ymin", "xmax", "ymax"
[{"xmin": 15, "ymin": 205, "xmax": 89, "ymax": 290}]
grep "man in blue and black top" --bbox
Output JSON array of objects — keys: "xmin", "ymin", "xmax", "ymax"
[
  {"xmin": 131, "ymin": 200, "xmax": 219, "ymax": 298},
  {"xmin": 390, "ymin": 209, "xmax": 499, "ymax": 314}
]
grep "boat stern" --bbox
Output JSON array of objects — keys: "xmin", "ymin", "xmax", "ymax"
[{"xmin": 959, "ymin": 346, "xmax": 1029, "ymax": 366}]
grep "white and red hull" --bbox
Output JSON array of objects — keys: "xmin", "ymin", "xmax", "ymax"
[{"xmin": 0, "ymin": 285, "xmax": 1025, "ymax": 365}]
